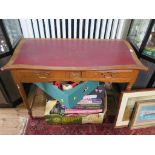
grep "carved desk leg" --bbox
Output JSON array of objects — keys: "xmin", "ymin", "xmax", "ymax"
[
  {"xmin": 17, "ymin": 82, "xmax": 33, "ymax": 118},
  {"xmin": 126, "ymin": 82, "xmax": 134, "ymax": 91},
  {"xmin": 11, "ymin": 71, "xmax": 33, "ymax": 118},
  {"xmin": 126, "ymin": 70, "xmax": 139, "ymax": 91}
]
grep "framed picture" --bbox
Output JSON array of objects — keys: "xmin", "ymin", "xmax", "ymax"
[
  {"xmin": 115, "ymin": 89, "xmax": 155, "ymax": 127},
  {"xmin": 130, "ymin": 100, "xmax": 155, "ymax": 129}
]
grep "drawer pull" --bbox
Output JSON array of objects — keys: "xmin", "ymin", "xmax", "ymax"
[
  {"xmin": 104, "ymin": 73, "xmax": 112, "ymax": 78},
  {"xmin": 100, "ymin": 73, "xmax": 112, "ymax": 78},
  {"xmin": 34, "ymin": 72, "xmax": 50, "ymax": 76},
  {"xmin": 38, "ymin": 76, "xmax": 47, "ymax": 79},
  {"xmin": 100, "ymin": 72, "xmax": 112, "ymax": 78}
]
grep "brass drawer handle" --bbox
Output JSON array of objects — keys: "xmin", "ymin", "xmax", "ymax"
[
  {"xmin": 34, "ymin": 72, "xmax": 50, "ymax": 76},
  {"xmin": 100, "ymin": 72, "xmax": 112, "ymax": 78},
  {"xmin": 104, "ymin": 73, "xmax": 112, "ymax": 78},
  {"xmin": 38, "ymin": 76, "xmax": 47, "ymax": 79}
]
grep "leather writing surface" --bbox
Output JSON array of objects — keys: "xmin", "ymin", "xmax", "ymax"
[{"xmin": 14, "ymin": 39, "xmax": 136, "ymax": 67}]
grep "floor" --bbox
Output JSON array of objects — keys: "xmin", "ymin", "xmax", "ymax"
[
  {"xmin": 0, "ymin": 88, "xmax": 46, "ymax": 135},
  {"xmin": 0, "ymin": 84, "xmax": 119, "ymax": 135}
]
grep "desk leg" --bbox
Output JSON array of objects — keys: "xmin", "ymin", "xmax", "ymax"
[
  {"xmin": 17, "ymin": 82, "xmax": 33, "ymax": 118},
  {"xmin": 126, "ymin": 70, "xmax": 139, "ymax": 91},
  {"xmin": 126, "ymin": 82, "xmax": 134, "ymax": 91}
]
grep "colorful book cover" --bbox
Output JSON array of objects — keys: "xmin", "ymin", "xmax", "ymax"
[
  {"xmin": 77, "ymin": 98, "xmax": 102, "ymax": 105},
  {"xmin": 44, "ymin": 100, "xmax": 57, "ymax": 115},
  {"xmin": 44, "ymin": 100, "xmax": 105, "ymax": 124},
  {"xmin": 83, "ymin": 95, "xmax": 97, "ymax": 99},
  {"xmin": 64, "ymin": 109, "xmax": 103, "ymax": 114},
  {"xmin": 45, "ymin": 113, "xmax": 104, "ymax": 124},
  {"xmin": 82, "ymin": 113, "xmax": 104, "ymax": 124},
  {"xmin": 88, "ymin": 85, "xmax": 105, "ymax": 99},
  {"xmin": 73, "ymin": 104, "xmax": 103, "ymax": 110},
  {"xmin": 47, "ymin": 100, "xmax": 103, "ymax": 114},
  {"xmin": 45, "ymin": 115, "xmax": 82, "ymax": 124}
]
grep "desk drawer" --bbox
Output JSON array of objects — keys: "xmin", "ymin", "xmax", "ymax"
[
  {"xmin": 13, "ymin": 69, "xmax": 135, "ymax": 83},
  {"xmin": 16, "ymin": 70, "xmax": 66, "ymax": 82},
  {"xmin": 84, "ymin": 71, "xmax": 133, "ymax": 79}
]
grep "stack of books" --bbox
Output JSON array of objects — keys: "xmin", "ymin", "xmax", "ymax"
[
  {"xmin": 44, "ymin": 84, "xmax": 107, "ymax": 124},
  {"xmin": 64, "ymin": 97, "xmax": 103, "ymax": 114}
]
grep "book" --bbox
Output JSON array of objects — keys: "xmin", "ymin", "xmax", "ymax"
[
  {"xmin": 64, "ymin": 109, "xmax": 102, "ymax": 114},
  {"xmin": 45, "ymin": 115, "xmax": 82, "ymax": 124},
  {"xmin": 88, "ymin": 85, "xmax": 105, "ymax": 99},
  {"xmin": 47, "ymin": 98, "xmax": 103, "ymax": 115},
  {"xmin": 45, "ymin": 113, "xmax": 104, "ymax": 124},
  {"xmin": 77, "ymin": 98, "xmax": 102, "ymax": 105},
  {"xmin": 83, "ymin": 95, "xmax": 97, "ymax": 99},
  {"xmin": 73, "ymin": 104, "xmax": 103, "ymax": 110},
  {"xmin": 44, "ymin": 100, "xmax": 105, "ymax": 124}
]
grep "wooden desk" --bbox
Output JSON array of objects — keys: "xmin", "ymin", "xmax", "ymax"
[{"xmin": 2, "ymin": 39, "xmax": 148, "ymax": 117}]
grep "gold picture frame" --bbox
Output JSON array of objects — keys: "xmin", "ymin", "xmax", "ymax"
[
  {"xmin": 115, "ymin": 89, "xmax": 155, "ymax": 127},
  {"xmin": 130, "ymin": 100, "xmax": 155, "ymax": 129}
]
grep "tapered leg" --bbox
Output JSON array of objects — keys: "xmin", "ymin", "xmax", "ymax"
[
  {"xmin": 17, "ymin": 82, "xmax": 33, "ymax": 118},
  {"xmin": 126, "ymin": 82, "xmax": 134, "ymax": 91}
]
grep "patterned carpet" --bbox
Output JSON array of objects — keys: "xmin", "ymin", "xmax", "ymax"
[{"xmin": 25, "ymin": 117, "xmax": 155, "ymax": 135}]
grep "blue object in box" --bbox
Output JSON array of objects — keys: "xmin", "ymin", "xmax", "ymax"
[{"xmin": 34, "ymin": 81, "xmax": 99, "ymax": 108}]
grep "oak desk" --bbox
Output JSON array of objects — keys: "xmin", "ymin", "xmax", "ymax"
[{"xmin": 2, "ymin": 39, "xmax": 147, "ymax": 117}]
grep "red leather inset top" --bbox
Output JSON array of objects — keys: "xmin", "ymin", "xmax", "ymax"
[{"xmin": 14, "ymin": 39, "xmax": 136, "ymax": 67}]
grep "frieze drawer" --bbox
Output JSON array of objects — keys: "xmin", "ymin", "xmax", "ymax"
[
  {"xmin": 15, "ymin": 70, "xmax": 66, "ymax": 81},
  {"xmin": 84, "ymin": 71, "xmax": 133, "ymax": 79}
]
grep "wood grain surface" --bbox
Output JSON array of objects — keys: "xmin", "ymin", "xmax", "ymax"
[{"xmin": 0, "ymin": 87, "xmax": 46, "ymax": 135}]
